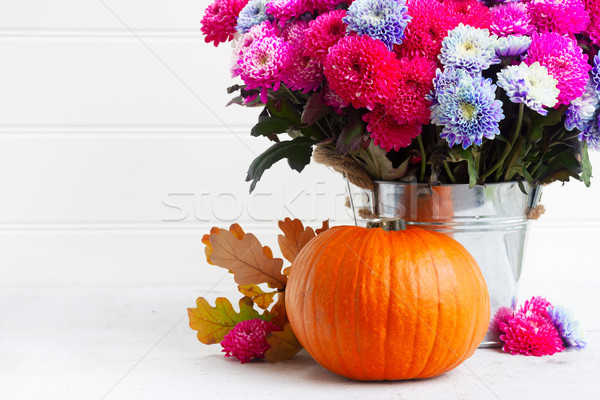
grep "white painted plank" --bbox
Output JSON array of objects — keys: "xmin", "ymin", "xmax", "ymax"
[
  {"xmin": 0, "ymin": 225, "xmax": 598, "ymax": 286},
  {"xmin": 0, "ymin": 132, "xmax": 350, "ymax": 224},
  {"xmin": 0, "ymin": 39, "xmax": 256, "ymax": 126},
  {"xmin": 0, "ymin": 0, "xmax": 207, "ymax": 31}
]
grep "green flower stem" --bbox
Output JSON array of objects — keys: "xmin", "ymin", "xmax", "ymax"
[
  {"xmin": 443, "ymin": 161, "xmax": 457, "ymax": 183},
  {"xmin": 481, "ymin": 103, "xmax": 524, "ymax": 181},
  {"xmin": 417, "ymin": 135, "xmax": 427, "ymax": 182}
]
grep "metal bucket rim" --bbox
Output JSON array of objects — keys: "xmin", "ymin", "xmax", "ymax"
[{"xmin": 372, "ymin": 180, "xmax": 531, "ymax": 189}]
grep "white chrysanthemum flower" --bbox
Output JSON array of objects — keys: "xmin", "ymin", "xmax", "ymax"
[
  {"xmin": 495, "ymin": 35, "xmax": 532, "ymax": 57},
  {"xmin": 497, "ymin": 62, "xmax": 559, "ymax": 115}
]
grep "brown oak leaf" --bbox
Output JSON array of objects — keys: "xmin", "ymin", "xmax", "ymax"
[
  {"xmin": 316, "ymin": 220, "xmax": 330, "ymax": 235},
  {"xmin": 208, "ymin": 228, "xmax": 287, "ymax": 289},
  {"xmin": 238, "ymin": 284, "xmax": 277, "ymax": 309},
  {"xmin": 187, "ymin": 296, "xmax": 261, "ymax": 344},
  {"xmin": 277, "ymin": 218, "xmax": 316, "ymax": 263},
  {"xmin": 268, "ymin": 292, "xmax": 288, "ymax": 329},
  {"xmin": 265, "ymin": 323, "xmax": 303, "ymax": 363}
]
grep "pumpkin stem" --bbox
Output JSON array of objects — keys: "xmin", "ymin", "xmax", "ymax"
[{"xmin": 366, "ymin": 218, "xmax": 407, "ymax": 231}]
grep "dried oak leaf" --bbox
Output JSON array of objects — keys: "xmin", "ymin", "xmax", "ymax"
[
  {"xmin": 187, "ymin": 296, "xmax": 262, "ymax": 344},
  {"xmin": 268, "ymin": 292, "xmax": 288, "ymax": 329},
  {"xmin": 315, "ymin": 220, "xmax": 330, "ymax": 235},
  {"xmin": 277, "ymin": 218, "xmax": 317, "ymax": 263},
  {"xmin": 238, "ymin": 284, "xmax": 277, "ymax": 310},
  {"xmin": 208, "ymin": 226, "xmax": 287, "ymax": 289},
  {"xmin": 265, "ymin": 323, "xmax": 303, "ymax": 363},
  {"xmin": 203, "ymin": 224, "xmax": 245, "ymax": 265}
]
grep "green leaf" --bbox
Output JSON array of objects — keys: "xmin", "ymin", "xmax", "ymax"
[
  {"xmin": 251, "ymin": 118, "xmax": 295, "ymax": 137},
  {"xmin": 301, "ymin": 92, "xmax": 330, "ymax": 126},
  {"xmin": 459, "ymin": 148, "xmax": 479, "ymax": 188},
  {"xmin": 187, "ymin": 296, "xmax": 263, "ymax": 344},
  {"xmin": 528, "ymin": 107, "xmax": 565, "ymax": 142},
  {"xmin": 336, "ymin": 113, "xmax": 366, "ymax": 154},
  {"xmin": 582, "ymin": 143, "xmax": 592, "ymax": 187},
  {"xmin": 356, "ymin": 143, "xmax": 408, "ymax": 180},
  {"xmin": 246, "ymin": 137, "xmax": 315, "ymax": 192}
]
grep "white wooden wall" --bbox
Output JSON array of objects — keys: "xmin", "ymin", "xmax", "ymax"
[{"xmin": 1, "ymin": 0, "xmax": 599, "ymax": 286}]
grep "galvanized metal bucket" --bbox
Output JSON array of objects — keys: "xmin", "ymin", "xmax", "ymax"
[{"xmin": 345, "ymin": 179, "xmax": 542, "ymax": 347}]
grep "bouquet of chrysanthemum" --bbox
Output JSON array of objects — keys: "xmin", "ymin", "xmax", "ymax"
[{"xmin": 201, "ymin": 0, "xmax": 600, "ymax": 190}]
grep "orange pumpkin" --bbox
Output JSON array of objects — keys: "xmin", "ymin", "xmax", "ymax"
[{"xmin": 286, "ymin": 224, "xmax": 489, "ymax": 381}]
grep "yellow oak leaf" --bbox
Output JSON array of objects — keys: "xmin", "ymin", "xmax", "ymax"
[
  {"xmin": 238, "ymin": 284, "xmax": 277, "ymax": 309},
  {"xmin": 265, "ymin": 323, "xmax": 303, "ymax": 363},
  {"xmin": 277, "ymin": 218, "xmax": 316, "ymax": 263},
  {"xmin": 187, "ymin": 296, "xmax": 260, "ymax": 344},
  {"xmin": 208, "ymin": 228, "xmax": 287, "ymax": 289}
]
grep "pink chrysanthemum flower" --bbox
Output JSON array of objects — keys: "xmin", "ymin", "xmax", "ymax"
[
  {"xmin": 444, "ymin": 0, "xmax": 492, "ymax": 30},
  {"xmin": 201, "ymin": 0, "xmax": 250, "ymax": 46},
  {"xmin": 232, "ymin": 21, "xmax": 279, "ymax": 77},
  {"xmin": 323, "ymin": 83, "xmax": 350, "ymax": 113},
  {"xmin": 221, "ymin": 318, "xmax": 281, "ymax": 363},
  {"xmin": 525, "ymin": 32, "xmax": 591, "ymax": 105},
  {"xmin": 282, "ymin": 39, "xmax": 325, "ymax": 93},
  {"xmin": 399, "ymin": 0, "xmax": 456, "ymax": 60},
  {"xmin": 490, "ymin": 2, "xmax": 535, "ymax": 37},
  {"xmin": 266, "ymin": 0, "xmax": 312, "ymax": 24},
  {"xmin": 528, "ymin": 0, "xmax": 590, "ymax": 35},
  {"xmin": 499, "ymin": 312, "xmax": 565, "ymax": 356},
  {"xmin": 490, "ymin": 306, "xmax": 514, "ymax": 336},
  {"xmin": 238, "ymin": 36, "xmax": 292, "ymax": 103},
  {"xmin": 304, "ymin": 10, "xmax": 348, "ymax": 63},
  {"xmin": 280, "ymin": 20, "xmax": 310, "ymax": 44},
  {"xmin": 363, "ymin": 106, "xmax": 422, "ymax": 151},
  {"xmin": 518, "ymin": 296, "xmax": 552, "ymax": 317},
  {"xmin": 324, "ymin": 35, "xmax": 401, "ymax": 110},
  {"xmin": 585, "ymin": 0, "xmax": 600, "ymax": 45},
  {"xmin": 385, "ymin": 56, "xmax": 437, "ymax": 125}
]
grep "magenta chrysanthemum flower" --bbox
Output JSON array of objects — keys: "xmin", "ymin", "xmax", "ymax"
[
  {"xmin": 363, "ymin": 106, "xmax": 422, "ymax": 151},
  {"xmin": 385, "ymin": 56, "xmax": 437, "ymax": 125},
  {"xmin": 490, "ymin": 2, "xmax": 534, "ymax": 37},
  {"xmin": 280, "ymin": 20, "xmax": 310, "ymax": 43},
  {"xmin": 528, "ymin": 0, "xmax": 590, "ymax": 35},
  {"xmin": 313, "ymin": 0, "xmax": 346, "ymax": 13},
  {"xmin": 232, "ymin": 21, "xmax": 279, "ymax": 77},
  {"xmin": 525, "ymin": 32, "xmax": 591, "ymax": 105},
  {"xmin": 221, "ymin": 318, "xmax": 281, "ymax": 363},
  {"xmin": 585, "ymin": 0, "xmax": 600, "ymax": 45},
  {"xmin": 399, "ymin": 0, "xmax": 456, "ymax": 60},
  {"xmin": 238, "ymin": 36, "xmax": 291, "ymax": 103},
  {"xmin": 201, "ymin": 0, "xmax": 250, "ymax": 46},
  {"xmin": 323, "ymin": 83, "xmax": 350, "ymax": 112},
  {"xmin": 499, "ymin": 312, "xmax": 565, "ymax": 356},
  {"xmin": 324, "ymin": 35, "xmax": 401, "ymax": 110},
  {"xmin": 445, "ymin": 0, "xmax": 492, "ymax": 30},
  {"xmin": 266, "ymin": 0, "xmax": 312, "ymax": 24},
  {"xmin": 282, "ymin": 39, "xmax": 325, "ymax": 93},
  {"xmin": 304, "ymin": 10, "xmax": 348, "ymax": 63}
]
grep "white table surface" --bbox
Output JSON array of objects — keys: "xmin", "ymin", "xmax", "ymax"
[{"xmin": 1, "ymin": 283, "xmax": 599, "ymax": 400}]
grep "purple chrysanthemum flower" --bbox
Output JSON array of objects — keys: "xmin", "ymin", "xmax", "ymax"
[
  {"xmin": 343, "ymin": 0, "xmax": 412, "ymax": 50},
  {"xmin": 495, "ymin": 35, "xmax": 531, "ymax": 57},
  {"xmin": 231, "ymin": 21, "xmax": 279, "ymax": 77},
  {"xmin": 238, "ymin": 35, "xmax": 291, "ymax": 103},
  {"xmin": 578, "ymin": 108, "xmax": 600, "ymax": 150},
  {"xmin": 236, "ymin": 0, "xmax": 269, "ymax": 33},
  {"xmin": 592, "ymin": 55, "xmax": 600, "ymax": 94},
  {"xmin": 428, "ymin": 68, "xmax": 467, "ymax": 117},
  {"xmin": 566, "ymin": 82, "xmax": 599, "ymax": 131},
  {"xmin": 497, "ymin": 62, "xmax": 559, "ymax": 116},
  {"xmin": 547, "ymin": 305, "xmax": 587, "ymax": 349},
  {"xmin": 282, "ymin": 38, "xmax": 324, "ymax": 93},
  {"xmin": 528, "ymin": 0, "xmax": 590, "ymax": 35},
  {"xmin": 490, "ymin": 2, "xmax": 534, "ymax": 37},
  {"xmin": 433, "ymin": 73, "xmax": 505, "ymax": 149},
  {"xmin": 439, "ymin": 24, "xmax": 500, "ymax": 75}
]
